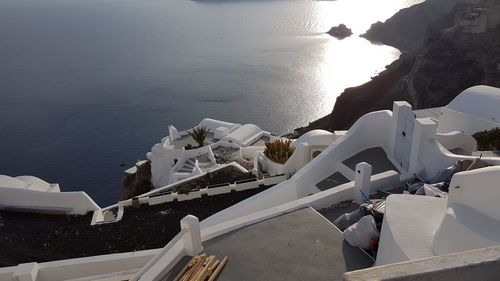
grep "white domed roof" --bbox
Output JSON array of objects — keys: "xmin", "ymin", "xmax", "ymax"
[
  {"xmin": 296, "ymin": 129, "xmax": 335, "ymax": 146},
  {"xmin": 447, "ymin": 85, "xmax": 500, "ymax": 123}
]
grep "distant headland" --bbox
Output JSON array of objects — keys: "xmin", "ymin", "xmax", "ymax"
[{"xmin": 295, "ymin": 0, "xmax": 500, "ymax": 135}]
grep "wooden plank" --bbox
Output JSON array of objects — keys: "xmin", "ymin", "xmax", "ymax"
[
  {"xmin": 173, "ymin": 258, "xmax": 196, "ymax": 281},
  {"xmin": 207, "ymin": 256, "xmax": 228, "ymax": 281},
  {"xmin": 193, "ymin": 255, "xmax": 216, "ymax": 281},
  {"xmin": 180, "ymin": 255, "xmax": 206, "ymax": 281}
]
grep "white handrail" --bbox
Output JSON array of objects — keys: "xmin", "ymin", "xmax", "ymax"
[{"xmin": 129, "ymin": 230, "xmax": 185, "ymax": 281}]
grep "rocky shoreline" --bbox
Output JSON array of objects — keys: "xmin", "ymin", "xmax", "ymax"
[{"xmin": 295, "ymin": 0, "xmax": 500, "ymax": 135}]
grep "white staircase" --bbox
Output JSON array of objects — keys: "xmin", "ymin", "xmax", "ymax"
[{"xmin": 178, "ymin": 158, "xmax": 196, "ymax": 173}]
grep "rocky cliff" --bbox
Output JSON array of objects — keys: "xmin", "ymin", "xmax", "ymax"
[
  {"xmin": 296, "ymin": 0, "xmax": 500, "ymax": 134},
  {"xmin": 121, "ymin": 161, "xmax": 154, "ymax": 199},
  {"xmin": 408, "ymin": 0, "xmax": 500, "ymax": 108},
  {"xmin": 361, "ymin": 0, "xmax": 462, "ymax": 52}
]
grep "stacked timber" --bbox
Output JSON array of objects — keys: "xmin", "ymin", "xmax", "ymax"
[{"xmin": 174, "ymin": 254, "xmax": 228, "ymax": 281}]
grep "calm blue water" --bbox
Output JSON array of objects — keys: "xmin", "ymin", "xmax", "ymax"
[{"xmin": 0, "ymin": 0, "xmax": 420, "ymax": 206}]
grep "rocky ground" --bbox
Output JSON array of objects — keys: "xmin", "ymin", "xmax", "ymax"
[
  {"xmin": 295, "ymin": 0, "xmax": 500, "ymax": 135},
  {"xmin": 0, "ymin": 185, "xmax": 270, "ymax": 267}
]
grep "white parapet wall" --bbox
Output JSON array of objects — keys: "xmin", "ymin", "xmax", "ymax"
[
  {"xmin": 202, "ymin": 110, "xmax": 400, "ymax": 228},
  {"xmin": 139, "ymin": 162, "xmax": 249, "ymax": 199},
  {"xmin": 0, "ymin": 169, "xmax": 398, "ymax": 281},
  {"xmin": 138, "ymin": 175, "xmax": 285, "ymax": 206},
  {"xmin": 148, "ymin": 193, "xmax": 174, "ymax": 205},
  {"xmin": 222, "ymin": 124, "xmax": 267, "ymax": 146},
  {"xmin": 438, "ymin": 107, "xmax": 500, "ymax": 135},
  {"xmin": 376, "ymin": 166, "xmax": 500, "ymax": 267},
  {"xmin": 433, "ymin": 166, "xmax": 500, "ymax": 256},
  {"xmin": 282, "ymin": 129, "xmax": 341, "ymax": 176},
  {"xmin": 198, "ymin": 118, "xmax": 239, "ymax": 133},
  {"xmin": 343, "ymin": 245, "xmax": 500, "ymax": 281},
  {"xmin": 176, "ymin": 190, "xmax": 202, "ymax": 201},
  {"xmin": 0, "ymin": 187, "xmax": 99, "ymax": 215},
  {"xmin": 436, "ymin": 131, "xmax": 477, "ymax": 152},
  {"xmin": 202, "ymin": 169, "xmax": 400, "ymax": 241},
  {"xmin": 240, "ymin": 145, "xmax": 264, "ymax": 160},
  {"xmin": 0, "ymin": 216, "xmax": 205, "ymax": 281},
  {"xmin": 408, "ymin": 118, "xmax": 500, "ymax": 180},
  {"xmin": 0, "ymin": 249, "xmax": 158, "ymax": 281},
  {"xmin": 206, "ymin": 185, "xmax": 231, "ymax": 196}
]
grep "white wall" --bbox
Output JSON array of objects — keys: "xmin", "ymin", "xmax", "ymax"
[
  {"xmin": 0, "ymin": 171, "xmax": 399, "ymax": 281},
  {"xmin": 223, "ymin": 124, "xmax": 265, "ymax": 146},
  {"xmin": 240, "ymin": 145, "xmax": 264, "ymax": 160},
  {"xmin": 202, "ymin": 170, "xmax": 400, "ymax": 240},
  {"xmin": 201, "ymin": 110, "xmax": 398, "ymax": 228},
  {"xmin": 0, "ymin": 250, "xmax": 158, "ymax": 281},
  {"xmin": 0, "ymin": 187, "xmax": 99, "ymax": 215},
  {"xmin": 436, "ymin": 131, "xmax": 477, "ymax": 152},
  {"xmin": 147, "ymin": 144, "xmax": 179, "ymax": 188},
  {"xmin": 448, "ymin": 166, "xmax": 500, "ymax": 219},
  {"xmin": 198, "ymin": 118, "xmax": 238, "ymax": 132},
  {"xmin": 438, "ymin": 107, "xmax": 500, "ymax": 135},
  {"xmin": 282, "ymin": 130, "xmax": 340, "ymax": 176},
  {"xmin": 408, "ymin": 118, "xmax": 500, "ymax": 181},
  {"xmin": 138, "ymin": 162, "xmax": 248, "ymax": 198},
  {"xmin": 148, "ymin": 141, "xmax": 214, "ymax": 188}
]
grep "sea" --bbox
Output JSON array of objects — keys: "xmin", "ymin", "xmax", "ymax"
[{"xmin": 0, "ymin": 0, "xmax": 422, "ymax": 206}]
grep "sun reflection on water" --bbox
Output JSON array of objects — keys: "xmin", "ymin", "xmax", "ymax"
[
  {"xmin": 302, "ymin": 0, "xmax": 422, "ymax": 117},
  {"xmin": 319, "ymin": 36, "xmax": 401, "ymax": 103}
]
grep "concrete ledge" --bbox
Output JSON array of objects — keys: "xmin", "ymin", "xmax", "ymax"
[
  {"xmin": 13, "ymin": 262, "xmax": 38, "ymax": 281},
  {"xmin": 343, "ymin": 245, "xmax": 500, "ymax": 281}
]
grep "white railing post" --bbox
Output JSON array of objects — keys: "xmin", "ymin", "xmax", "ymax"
[
  {"xmin": 181, "ymin": 215, "xmax": 203, "ymax": 256},
  {"xmin": 354, "ymin": 162, "xmax": 372, "ymax": 204},
  {"xmin": 408, "ymin": 118, "xmax": 438, "ymax": 176},
  {"xmin": 13, "ymin": 262, "xmax": 38, "ymax": 281}
]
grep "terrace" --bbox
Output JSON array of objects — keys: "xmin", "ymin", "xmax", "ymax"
[
  {"xmin": 170, "ymin": 132, "xmax": 216, "ymax": 150},
  {"xmin": 161, "ymin": 208, "xmax": 372, "ymax": 281}
]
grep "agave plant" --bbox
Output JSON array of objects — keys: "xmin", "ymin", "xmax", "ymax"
[
  {"xmin": 188, "ymin": 126, "xmax": 210, "ymax": 148},
  {"xmin": 264, "ymin": 139, "xmax": 295, "ymax": 164}
]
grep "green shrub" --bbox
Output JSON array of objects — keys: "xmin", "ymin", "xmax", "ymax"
[
  {"xmin": 188, "ymin": 126, "xmax": 210, "ymax": 148},
  {"xmin": 473, "ymin": 127, "xmax": 500, "ymax": 151},
  {"xmin": 264, "ymin": 139, "xmax": 295, "ymax": 164}
]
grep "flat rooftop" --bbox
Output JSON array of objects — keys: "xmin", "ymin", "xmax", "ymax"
[
  {"xmin": 170, "ymin": 132, "xmax": 216, "ymax": 149},
  {"xmin": 342, "ymin": 147, "xmax": 398, "ymax": 175},
  {"xmin": 163, "ymin": 208, "xmax": 373, "ymax": 281},
  {"xmin": 414, "ymin": 107, "xmax": 442, "ymax": 120},
  {"xmin": 316, "ymin": 171, "xmax": 350, "ymax": 191},
  {"xmin": 248, "ymin": 135, "xmax": 271, "ymax": 147}
]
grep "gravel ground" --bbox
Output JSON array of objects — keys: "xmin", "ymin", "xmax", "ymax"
[{"xmin": 0, "ymin": 186, "xmax": 270, "ymax": 267}]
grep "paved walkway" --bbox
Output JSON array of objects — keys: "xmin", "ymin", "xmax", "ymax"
[{"xmin": 164, "ymin": 208, "xmax": 373, "ymax": 281}]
